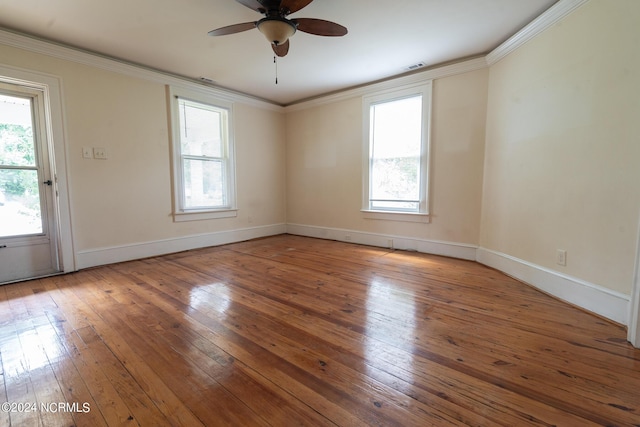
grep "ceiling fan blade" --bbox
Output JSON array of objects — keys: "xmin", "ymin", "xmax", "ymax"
[
  {"xmin": 235, "ymin": 0, "xmax": 267, "ymax": 13},
  {"xmin": 294, "ymin": 18, "xmax": 347, "ymax": 36},
  {"xmin": 279, "ymin": 0, "xmax": 314, "ymax": 15},
  {"xmin": 272, "ymin": 39, "xmax": 290, "ymax": 57},
  {"xmin": 208, "ymin": 21, "xmax": 257, "ymax": 37}
]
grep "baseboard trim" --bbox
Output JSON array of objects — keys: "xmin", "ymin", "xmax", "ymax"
[
  {"xmin": 476, "ymin": 247, "xmax": 630, "ymax": 325},
  {"xmin": 285, "ymin": 223, "xmax": 478, "ymax": 261},
  {"xmin": 74, "ymin": 224, "xmax": 630, "ymax": 327},
  {"xmin": 75, "ymin": 223, "xmax": 287, "ymax": 270}
]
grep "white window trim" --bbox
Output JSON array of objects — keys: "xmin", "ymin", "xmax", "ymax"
[
  {"xmin": 361, "ymin": 81, "xmax": 432, "ymax": 221},
  {"xmin": 360, "ymin": 209, "xmax": 431, "ymax": 223},
  {"xmin": 168, "ymin": 85, "xmax": 237, "ymax": 221}
]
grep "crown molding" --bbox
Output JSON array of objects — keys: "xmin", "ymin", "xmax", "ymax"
[
  {"xmin": 286, "ymin": 0, "xmax": 589, "ymax": 112},
  {"xmin": 0, "ymin": 28, "xmax": 284, "ymax": 112},
  {"xmin": 0, "ymin": 26, "xmax": 488, "ymax": 114},
  {"xmin": 284, "ymin": 56, "xmax": 489, "ymax": 113},
  {"xmin": 0, "ymin": 0, "xmax": 588, "ymax": 112},
  {"xmin": 486, "ymin": 0, "xmax": 590, "ymax": 65}
]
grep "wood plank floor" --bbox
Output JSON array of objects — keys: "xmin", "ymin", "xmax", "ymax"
[{"xmin": 1, "ymin": 234, "xmax": 639, "ymax": 426}]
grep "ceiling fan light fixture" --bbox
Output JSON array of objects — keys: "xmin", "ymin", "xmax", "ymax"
[{"xmin": 257, "ymin": 18, "xmax": 296, "ymax": 45}]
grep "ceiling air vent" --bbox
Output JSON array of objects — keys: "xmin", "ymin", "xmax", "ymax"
[{"xmin": 406, "ymin": 62, "xmax": 426, "ymax": 71}]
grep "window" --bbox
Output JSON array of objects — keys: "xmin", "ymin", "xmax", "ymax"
[
  {"xmin": 169, "ymin": 87, "xmax": 236, "ymax": 221},
  {"xmin": 362, "ymin": 82, "xmax": 432, "ymax": 220}
]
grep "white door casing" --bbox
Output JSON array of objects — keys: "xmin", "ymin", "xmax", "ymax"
[
  {"xmin": 0, "ymin": 82, "xmax": 59, "ymax": 281},
  {"xmin": 0, "ymin": 64, "xmax": 74, "ymax": 282}
]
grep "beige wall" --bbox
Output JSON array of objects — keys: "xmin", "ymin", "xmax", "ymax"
[
  {"xmin": 0, "ymin": 44, "xmax": 286, "ymax": 253},
  {"xmin": 286, "ymin": 68, "xmax": 489, "ymax": 245},
  {"xmin": 481, "ymin": 0, "xmax": 640, "ymax": 294}
]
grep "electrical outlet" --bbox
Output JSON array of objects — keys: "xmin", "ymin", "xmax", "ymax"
[
  {"xmin": 93, "ymin": 147, "xmax": 108, "ymax": 160},
  {"xmin": 556, "ymin": 249, "xmax": 567, "ymax": 266}
]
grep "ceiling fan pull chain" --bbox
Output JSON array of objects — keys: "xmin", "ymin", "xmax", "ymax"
[{"xmin": 274, "ymin": 55, "xmax": 278, "ymax": 84}]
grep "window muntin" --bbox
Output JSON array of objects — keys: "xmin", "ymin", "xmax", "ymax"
[
  {"xmin": 170, "ymin": 88, "xmax": 236, "ymax": 220},
  {"xmin": 363, "ymin": 82, "xmax": 431, "ymax": 216}
]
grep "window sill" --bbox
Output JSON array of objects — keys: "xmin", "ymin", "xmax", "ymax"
[
  {"xmin": 361, "ymin": 210, "xmax": 430, "ymax": 223},
  {"xmin": 173, "ymin": 209, "xmax": 238, "ymax": 222}
]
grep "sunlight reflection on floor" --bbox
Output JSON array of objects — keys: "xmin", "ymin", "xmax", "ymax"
[
  {"xmin": 364, "ymin": 277, "xmax": 417, "ymax": 379},
  {"xmin": 188, "ymin": 282, "xmax": 231, "ymax": 316}
]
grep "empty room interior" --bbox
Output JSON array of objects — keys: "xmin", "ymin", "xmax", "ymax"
[{"xmin": 0, "ymin": 0, "xmax": 639, "ymax": 425}]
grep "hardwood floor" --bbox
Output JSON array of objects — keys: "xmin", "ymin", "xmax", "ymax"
[{"xmin": 1, "ymin": 234, "xmax": 639, "ymax": 426}]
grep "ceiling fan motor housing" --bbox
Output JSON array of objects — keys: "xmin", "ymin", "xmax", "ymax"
[
  {"xmin": 208, "ymin": 0, "xmax": 347, "ymax": 57},
  {"xmin": 257, "ymin": 17, "xmax": 297, "ymax": 45}
]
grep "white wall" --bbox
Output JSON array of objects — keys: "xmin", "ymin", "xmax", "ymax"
[
  {"xmin": 283, "ymin": 0, "xmax": 640, "ymax": 328},
  {"xmin": 480, "ymin": 0, "xmax": 640, "ymax": 321},
  {"xmin": 0, "ymin": 41, "xmax": 287, "ymax": 268},
  {"xmin": 286, "ymin": 68, "xmax": 488, "ymax": 256}
]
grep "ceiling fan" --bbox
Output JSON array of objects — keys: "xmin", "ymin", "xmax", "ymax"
[{"xmin": 208, "ymin": 0, "xmax": 348, "ymax": 57}]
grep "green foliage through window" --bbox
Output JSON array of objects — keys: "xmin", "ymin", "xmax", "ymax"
[{"xmin": 0, "ymin": 123, "xmax": 38, "ymax": 198}]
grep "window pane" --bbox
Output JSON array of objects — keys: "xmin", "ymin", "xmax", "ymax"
[
  {"xmin": 183, "ymin": 158, "xmax": 226, "ymax": 209},
  {"xmin": 0, "ymin": 94, "xmax": 36, "ymax": 167},
  {"xmin": 179, "ymin": 100, "xmax": 223, "ymax": 158},
  {"xmin": 371, "ymin": 156, "xmax": 420, "ymax": 201},
  {"xmin": 0, "ymin": 168, "xmax": 43, "ymax": 236},
  {"xmin": 370, "ymin": 95, "xmax": 422, "ymax": 208},
  {"xmin": 371, "ymin": 96, "xmax": 422, "ymax": 159}
]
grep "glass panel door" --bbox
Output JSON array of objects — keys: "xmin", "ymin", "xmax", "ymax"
[{"xmin": 0, "ymin": 83, "xmax": 59, "ymax": 284}]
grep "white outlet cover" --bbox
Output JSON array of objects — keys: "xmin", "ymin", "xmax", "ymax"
[
  {"xmin": 556, "ymin": 249, "xmax": 567, "ymax": 266},
  {"xmin": 93, "ymin": 147, "xmax": 107, "ymax": 159}
]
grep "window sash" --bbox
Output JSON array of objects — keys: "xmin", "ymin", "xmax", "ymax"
[
  {"xmin": 363, "ymin": 83, "xmax": 431, "ymax": 216},
  {"xmin": 181, "ymin": 157, "xmax": 228, "ymax": 210},
  {"xmin": 177, "ymin": 98, "xmax": 231, "ymax": 211},
  {"xmin": 170, "ymin": 88, "xmax": 236, "ymax": 219}
]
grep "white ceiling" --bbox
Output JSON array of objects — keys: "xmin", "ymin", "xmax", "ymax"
[{"xmin": 0, "ymin": 0, "xmax": 557, "ymax": 105}]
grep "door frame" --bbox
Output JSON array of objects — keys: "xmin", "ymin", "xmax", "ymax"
[
  {"xmin": 629, "ymin": 214, "xmax": 640, "ymax": 348},
  {"xmin": 1, "ymin": 64, "xmax": 75, "ymax": 276}
]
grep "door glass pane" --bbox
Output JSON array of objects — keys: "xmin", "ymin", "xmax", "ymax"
[
  {"xmin": 0, "ymin": 93, "xmax": 43, "ymax": 237},
  {"xmin": 0, "ymin": 94, "xmax": 36, "ymax": 167},
  {"xmin": 183, "ymin": 158, "xmax": 226, "ymax": 209},
  {"xmin": 0, "ymin": 169, "xmax": 43, "ymax": 236}
]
